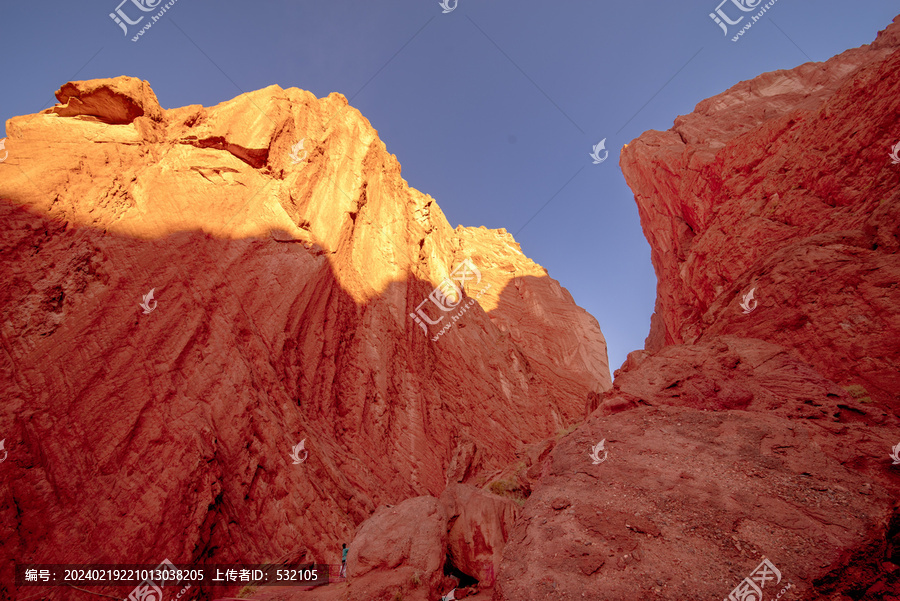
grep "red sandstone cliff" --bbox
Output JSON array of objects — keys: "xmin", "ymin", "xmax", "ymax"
[
  {"xmin": 620, "ymin": 17, "xmax": 900, "ymax": 408},
  {"xmin": 492, "ymin": 15, "xmax": 900, "ymax": 601},
  {"xmin": 0, "ymin": 76, "xmax": 610, "ymax": 600}
]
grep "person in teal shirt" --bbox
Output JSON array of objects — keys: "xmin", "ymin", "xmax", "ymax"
[{"xmin": 340, "ymin": 543, "xmax": 348, "ymax": 578}]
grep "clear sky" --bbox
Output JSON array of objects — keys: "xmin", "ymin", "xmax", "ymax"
[{"xmin": 1, "ymin": 1, "xmax": 897, "ymax": 373}]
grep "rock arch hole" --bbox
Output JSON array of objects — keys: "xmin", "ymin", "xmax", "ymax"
[{"xmin": 443, "ymin": 554, "xmax": 478, "ymax": 588}]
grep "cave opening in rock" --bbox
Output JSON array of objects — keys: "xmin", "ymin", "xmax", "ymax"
[{"xmin": 443, "ymin": 555, "xmax": 479, "ymax": 588}]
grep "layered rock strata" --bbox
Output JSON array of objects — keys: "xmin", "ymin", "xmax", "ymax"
[
  {"xmin": 0, "ymin": 76, "xmax": 611, "ymax": 600},
  {"xmin": 620, "ymin": 16, "xmax": 900, "ymax": 407}
]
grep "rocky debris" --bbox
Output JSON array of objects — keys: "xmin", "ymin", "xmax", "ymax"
[
  {"xmin": 620, "ymin": 16, "xmax": 900, "ymax": 407},
  {"xmin": 604, "ymin": 336, "xmax": 894, "ymax": 424}
]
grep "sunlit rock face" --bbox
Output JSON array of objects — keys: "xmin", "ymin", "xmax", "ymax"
[
  {"xmin": 621, "ymin": 16, "xmax": 900, "ymax": 407},
  {"xmin": 0, "ymin": 75, "xmax": 611, "ymax": 600}
]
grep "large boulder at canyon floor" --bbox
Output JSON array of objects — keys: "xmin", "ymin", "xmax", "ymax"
[
  {"xmin": 440, "ymin": 483, "xmax": 520, "ymax": 588},
  {"xmin": 344, "ymin": 496, "xmax": 448, "ymax": 601}
]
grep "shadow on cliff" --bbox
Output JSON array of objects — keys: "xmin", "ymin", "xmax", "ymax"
[{"xmin": 0, "ymin": 199, "xmax": 604, "ymax": 601}]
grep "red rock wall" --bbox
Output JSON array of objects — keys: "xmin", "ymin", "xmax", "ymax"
[
  {"xmin": 492, "ymin": 16, "xmax": 900, "ymax": 601},
  {"xmin": 0, "ymin": 77, "xmax": 610, "ymax": 600},
  {"xmin": 620, "ymin": 16, "xmax": 900, "ymax": 406}
]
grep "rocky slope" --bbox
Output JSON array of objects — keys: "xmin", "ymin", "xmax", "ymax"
[
  {"xmin": 0, "ymin": 77, "xmax": 611, "ymax": 600},
  {"xmin": 497, "ymin": 337, "xmax": 900, "ymax": 600},
  {"xmin": 494, "ymin": 15, "xmax": 900, "ymax": 601}
]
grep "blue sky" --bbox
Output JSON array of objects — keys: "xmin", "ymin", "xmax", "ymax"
[{"xmin": 1, "ymin": 1, "xmax": 897, "ymax": 373}]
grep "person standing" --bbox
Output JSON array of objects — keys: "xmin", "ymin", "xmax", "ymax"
[{"xmin": 339, "ymin": 543, "xmax": 348, "ymax": 578}]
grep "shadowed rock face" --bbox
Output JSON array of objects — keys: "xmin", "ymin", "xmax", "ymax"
[
  {"xmin": 0, "ymin": 76, "xmax": 610, "ymax": 600},
  {"xmin": 620, "ymin": 16, "xmax": 900, "ymax": 407},
  {"xmin": 498, "ymin": 337, "xmax": 900, "ymax": 601},
  {"xmin": 495, "ymin": 15, "xmax": 900, "ymax": 601}
]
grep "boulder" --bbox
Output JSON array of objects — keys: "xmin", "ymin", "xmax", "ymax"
[
  {"xmin": 345, "ymin": 496, "xmax": 447, "ymax": 600},
  {"xmin": 51, "ymin": 76, "xmax": 164, "ymax": 123},
  {"xmin": 440, "ymin": 484, "xmax": 519, "ymax": 587}
]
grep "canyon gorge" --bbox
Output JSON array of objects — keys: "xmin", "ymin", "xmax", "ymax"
[{"xmin": 1, "ymin": 13, "xmax": 899, "ymax": 601}]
